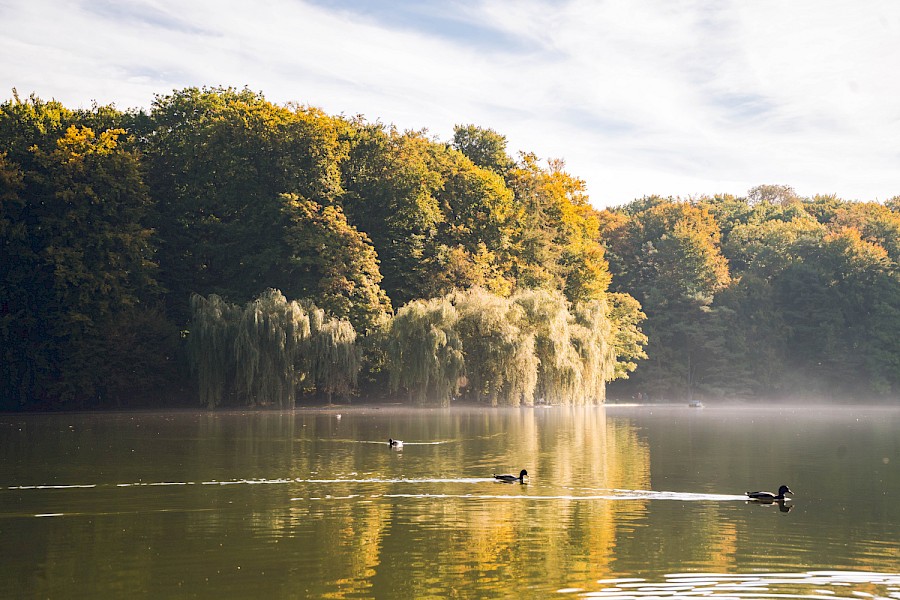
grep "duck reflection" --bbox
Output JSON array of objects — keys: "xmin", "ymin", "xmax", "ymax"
[{"xmin": 746, "ymin": 498, "xmax": 794, "ymax": 512}]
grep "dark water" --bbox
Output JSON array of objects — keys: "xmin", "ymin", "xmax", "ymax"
[{"xmin": 1, "ymin": 405, "xmax": 898, "ymax": 599}]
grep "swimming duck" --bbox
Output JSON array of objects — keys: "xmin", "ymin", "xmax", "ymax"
[
  {"xmin": 388, "ymin": 438, "xmax": 403, "ymax": 448},
  {"xmin": 494, "ymin": 469, "xmax": 528, "ymax": 483},
  {"xmin": 746, "ymin": 485, "xmax": 792, "ymax": 501}
]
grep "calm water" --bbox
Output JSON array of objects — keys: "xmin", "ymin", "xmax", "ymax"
[{"xmin": 1, "ymin": 405, "xmax": 898, "ymax": 599}]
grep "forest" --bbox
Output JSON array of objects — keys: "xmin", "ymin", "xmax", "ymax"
[{"xmin": 1, "ymin": 87, "xmax": 898, "ymax": 410}]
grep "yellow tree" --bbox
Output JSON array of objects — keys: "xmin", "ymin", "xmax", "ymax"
[{"xmin": 507, "ymin": 154, "xmax": 611, "ymax": 303}]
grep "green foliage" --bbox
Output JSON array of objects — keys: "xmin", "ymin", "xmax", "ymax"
[
  {"xmin": 606, "ymin": 292, "xmax": 649, "ymax": 381},
  {"xmin": 3, "ymin": 87, "xmax": 897, "ymax": 408},
  {"xmin": 608, "ymin": 189, "xmax": 900, "ymax": 401},
  {"xmin": 145, "ymin": 87, "xmax": 353, "ymax": 323},
  {"xmin": 609, "ymin": 201, "xmax": 730, "ymax": 309},
  {"xmin": 310, "ymin": 318, "xmax": 360, "ymax": 403},
  {"xmin": 189, "ymin": 290, "xmax": 359, "ymax": 408},
  {"xmin": 723, "ymin": 216, "xmax": 824, "ymax": 275},
  {"xmin": 342, "ymin": 124, "xmax": 521, "ymax": 304},
  {"xmin": 189, "ymin": 294, "xmax": 241, "ymax": 409},
  {"xmin": 512, "ymin": 288, "xmax": 581, "ymax": 404},
  {"xmin": 453, "ymin": 288, "xmax": 538, "ymax": 406},
  {"xmin": 385, "ymin": 297, "xmax": 465, "ymax": 406},
  {"xmin": 341, "ymin": 125, "xmax": 443, "ymax": 306},
  {"xmin": 0, "ymin": 96, "xmax": 162, "ymax": 408},
  {"xmin": 385, "ymin": 287, "xmax": 636, "ymax": 406},
  {"xmin": 232, "ymin": 290, "xmax": 312, "ymax": 408},
  {"xmin": 451, "ymin": 124, "xmax": 515, "ymax": 175},
  {"xmin": 571, "ymin": 298, "xmax": 618, "ymax": 403},
  {"xmin": 277, "ymin": 193, "xmax": 391, "ymax": 334}
]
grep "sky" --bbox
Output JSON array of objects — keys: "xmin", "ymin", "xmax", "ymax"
[{"xmin": 1, "ymin": 0, "xmax": 898, "ymax": 208}]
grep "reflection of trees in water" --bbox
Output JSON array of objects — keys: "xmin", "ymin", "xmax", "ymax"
[{"xmin": 282, "ymin": 408, "xmax": 655, "ymax": 596}]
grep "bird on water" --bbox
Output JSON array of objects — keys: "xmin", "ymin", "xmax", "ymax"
[
  {"xmin": 494, "ymin": 469, "xmax": 528, "ymax": 483},
  {"xmin": 746, "ymin": 485, "xmax": 792, "ymax": 501},
  {"xmin": 388, "ymin": 438, "xmax": 403, "ymax": 448}
]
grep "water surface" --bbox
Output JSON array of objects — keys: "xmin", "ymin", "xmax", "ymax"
[{"xmin": 1, "ymin": 405, "xmax": 898, "ymax": 598}]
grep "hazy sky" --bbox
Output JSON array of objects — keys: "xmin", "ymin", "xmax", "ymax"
[{"xmin": 2, "ymin": 0, "xmax": 898, "ymax": 207}]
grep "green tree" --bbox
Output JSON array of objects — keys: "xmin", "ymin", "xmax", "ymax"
[
  {"xmin": 385, "ymin": 297, "xmax": 465, "ymax": 406},
  {"xmin": 451, "ymin": 124, "xmax": 515, "ymax": 175},
  {"xmin": 610, "ymin": 201, "xmax": 729, "ymax": 308},
  {"xmin": 0, "ymin": 111, "xmax": 160, "ymax": 407},
  {"xmin": 723, "ymin": 216, "xmax": 824, "ymax": 275},
  {"xmin": 145, "ymin": 87, "xmax": 353, "ymax": 322},
  {"xmin": 571, "ymin": 297, "xmax": 618, "ymax": 404},
  {"xmin": 189, "ymin": 289, "xmax": 360, "ymax": 408},
  {"xmin": 775, "ymin": 229, "xmax": 900, "ymax": 397},
  {"xmin": 606, "ymin": 201, "xmax": 730, "ymax": 400},
  {"xmin": 453, "ymin": 288, "xmax": 537, "ymax": 406},
  {"xmin": 341, "ymin": 125, "xmax": 444, "ymax": 305},
  {"xmin": 430, "ymin": 147, "xmax": 518, "ymax": 296},
  {"xmin": 277, "ymin": 193, "xmax": 391, "ymax": 334},
  {"xmin": 606, "ymin": 292, "xmax": 648, "ymax": 381},
  {"xmin": 512, "ymin": 288, "xmax": 581, "ymax": 404},
  {"xmin": 308, "ymin": 310, "xmax": 360, "ymax": 404}
]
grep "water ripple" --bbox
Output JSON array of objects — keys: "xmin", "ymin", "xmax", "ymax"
[
  {"xmin": 7, "ymin": 480, "xmax": 750, "ymax": 500},
  {"xmin": 574, "ymin": 572, "xmax": 900, "ymax": 599}
]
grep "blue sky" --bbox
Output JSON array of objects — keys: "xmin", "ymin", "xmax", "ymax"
[{"xmin": 1, "ymin": 0, "xmax": 898, "ymax": 207}]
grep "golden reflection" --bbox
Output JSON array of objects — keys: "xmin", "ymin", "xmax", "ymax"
[{"xmin": 267, "ymin": 407, "xmax": 655, "ymax": 594}]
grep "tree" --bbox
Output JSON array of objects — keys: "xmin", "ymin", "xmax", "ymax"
[
  {"xmin": 144, "ymin": 87, "xmax": 352, "ymax": 323},
  {"xmin": 0, "ymin": 104, "xmax": 161, "ymax": 408},
  {"xmin": 831, "ymin": 201, "xmax": 900, "ymax": 266},
  {"xmin": 277, "ymin": 193, "xmax": 391, "ymax": 334},
  {"xmin": 451, "ymin": 124, "xmax": 515, "ymax": 175},
  {"xmin": 309, "ymin": 315, "xmax": 360, "ymax": 404},
  {"xmin": 723, "ymin": 216, "xmax": 824, "ymax": 275},
  {"xmin": 747, "ymin": 184, "xmax": 801, "ymax": 206},
  {"xmin": 507, "ymin": 154, "xmax": 611, "ymax": 303},
  {"xmin": 606, "ymin": 292, "xmax": 648, "ymax": 381},
  {"xmin": 610, "ymin": 201, "xmax": 729, "ymax": 309},
  {"xmin": 571, "ymin": 298, "xmax": 618, "ymax": 404},
  {"xmin": 605, "ymin": 201, "xmax": 730, "ymax": 400},
  {"xmin": 512, "ymin": 288, "xmax": 581, "ymax": 404},
  {"xmin": 385, "ymin": 297, "xmax": 465, "ymax": 406},
  {"xmin": 430, "ymin": 147, "xmax": 518, "ymax": 296},
  {"xmin": 453, "ymin": 288, "xmax": 537, "ymax": 406},
  {"xmin": 189, "ymin": 290, "xmax": 360, "ymax": 407},
  {"xmin": 341, "ymin": 125, "xmax": 444, "ymax": 306},
  {"xmin": 774, "ymin": 229, "xmax": 900, "ymax": 397}
]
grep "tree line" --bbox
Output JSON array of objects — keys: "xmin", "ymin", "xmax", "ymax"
[{"xmin": 0, "ymin": 87, "xmax": 897, "ymax": 409}]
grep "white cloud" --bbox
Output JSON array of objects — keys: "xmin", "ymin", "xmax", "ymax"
[{"xmin": 1, "ymin": 0, "xmax": 898, "ymax": 206}]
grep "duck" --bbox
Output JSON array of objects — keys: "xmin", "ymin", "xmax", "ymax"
[
  {"xmin": 746, "ymin": 485, "xmax": 792, "ymax": 501},
  {"xmin": 388, "ymin": 438, "xmax": 403, "ymax": 448},
  {"xmin": 494, "ymin": 469, "xmax": 528, "ymax": 483}
]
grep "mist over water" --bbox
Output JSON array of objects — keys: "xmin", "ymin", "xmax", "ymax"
[{"xmin": 1, "ymin": 405, "xmax": 897, "ymax": 598}]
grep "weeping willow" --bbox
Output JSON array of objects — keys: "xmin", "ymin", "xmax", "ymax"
[
  {"xmin": 189, "ymin": 294, "xmax": 243, "ymax": 409},
  {"xmin": 311, "ymin": 318, "xmax": 360, "ymax": 403},
  {"xmin": 386, "ymin": 287, "xmax": 625, "ymax": 406},
  {"xmin": 386, "ymin": 297, "xmax": 465, "ymax": 406},
  {"xmin": 232, "ymin": 289, "xmax": 311, "ymax": 408},
  {"xmin": 451, "ymin": 288, "xmax": 537, "ymax": 406},
  {"xmin": 298, "ymin": 301, "xmax": 362, "ymax": 403},
  {"xmin": 513, "ymin": 288, "xmax": 583, "ymax": 404},
  {"xmin": 572, "ymin": 298, "xmax": 617, "ymax": 404},
  {"xmin": 189, "ymin": 290, "xmax": 358, "ymax": 408}
]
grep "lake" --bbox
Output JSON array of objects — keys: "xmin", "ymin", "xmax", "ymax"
[{"xmin": 1, "ymin": 405, "xmax": 898, "ymax": 599}]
